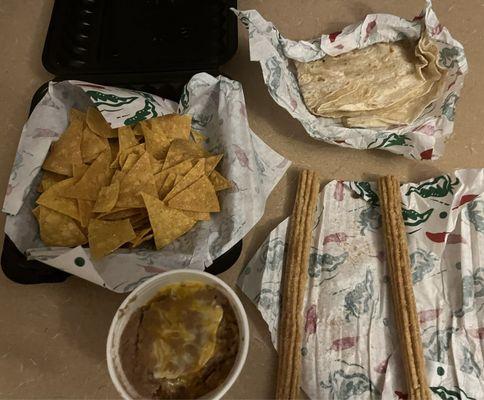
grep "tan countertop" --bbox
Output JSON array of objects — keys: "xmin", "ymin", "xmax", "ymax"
[{"xmin": 0, "ymin": 0, "xmax": 483, "ymax": 398}]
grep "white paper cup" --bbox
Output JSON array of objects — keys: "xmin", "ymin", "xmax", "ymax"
[{"xmin": 106, "ymin": 270, "xmax": 250, "ymax": 400}]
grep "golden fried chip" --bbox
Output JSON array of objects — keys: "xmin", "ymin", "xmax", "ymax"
[
  {"xmin": 81, "ymin": 126, "xmax": 109, "ymax": 163},
  {"xmin": 118, "ymin": 143, "xmax": 145, "ymax": 168},
  {"xmin": 61, "ymin": 150, "xmax": 112, "ymax": 200},
  {"xmin": 100, "ymin": 208, "xmax": 142, "ymax": 220},
  {"xmin": 121, "ymin": 153, "xmax": 140, "ymax": 172},
  {"xmin": 183, "ymin": 211, "xmax": 211, "ymax": 221},
  {"xmin": 149, "ymin": 153, "xmax": 164, "ymax": 174},
  {"xmin": 77, "ymin": 199, "xmax": 94, "ymax": 228},
  {"xmin": 72, "ymin": 163, "xmax": 89, "ymax": 178},
  {"xmin": 39, "ymin": 206, "xmax": 86, "ymax": 247},
  {"xmin": 163, "ymin": 159, "xmax": 194, "ymax": 175},
  {"xmin": 130, "ymin": 226, "xmax": 153, "ymax": 248},
  {"xmin": 191, "ymin": 130, "xmax": 207, "ymax": 143},
  {"xmin": 116, "ymin": 152, "xmax": 157, "ymax": 208},
  {"xmin": 86, "ymin": 107, "xmax": 117, "ymax": 138},
  {"xmin": 209, "ymin": 170, "xmax": 232, "ymax": 191},
  {"xmin": 40, "ymin": 171, "xmax": 65, "ymax": 192},
  {"xmin": 43, "ymin": 117, "xmax": 83, "ymax": 176},
  {"xmin": 163, "ymin": 139, "xmax": 208, "ymax": 169},
  {"xmin": 164, "ymin": 159, "xmax": 205, "ymax": 201},
  {"xmin": 88, "ymin": 219, "xmax": 135, "ymax": 259},
  {"xmin": 144, "ymin": 126, "xmax": 171, "ymax": 159},
  {"xmin": 69, "ymin": 108, "xmax": 86, "ymax": 122},
  {"xmin": 168, "ymin": 176, "xmax": 220, "ymax": 212},
  {"xmin": 93, "ymin": 181, "xmax": 120, "ymax": 213},
  {"xmin": 159, "ymin": 173, "xmax": 177, "ymax": 199},
  {"xmin": 204, "ymin": 154, "xmax": 223, "ymax": 174},
  {"xmin": 150, "ymin": 114, "xmax": 192, "ymax": 141},
  {"xmin": 109, "ymin": 140, "xmax": 119, "ymax": 162},
  {"xmin": 141, "ymin": 193, "xmax": 196, "ymax": 250},
  {"xmin": 32, "ymin": 206, "xmax": 40, "ymax": 221},
  {"xmin": 111, "ymin": 170, "xmax": 125, "ymax": 185},
  {"xmin": 118, "ymin": 126, "xmax": 139, "ymax": 151},
  {"xmin": 133, "ymin": 120, "xmax": 151, "ymax": 136},
  {"xmin": 36, "ymin": 178, "xmax": 81, "ymax": 221}
]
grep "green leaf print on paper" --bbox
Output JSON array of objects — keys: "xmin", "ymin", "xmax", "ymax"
[
  {"xmin": 358, "ymin": 207, "xmax": 382, "ymax": 236},
  {"xmin": 179, "ymin": 86, "xmax": 190, "ymax": 112},
  {"xmin": 410, "ymin": 249, "xmax": 439, "ymax": 283},
  {"xmin": 439, "ymin": 47, "xmax": 462, "ymax": 69},
  {"xmin": 265, "ymin": 56, "xmax": 282, "ymax": 97},
  {"xmin": 259, "ymin": 238, "xmax": 286, "ymax": 271},
  {"xmin": 353, "ymin": 182, "xmax": 379, "ymax": 206},
  {"xmin": 308, "ymin": 251, "xmax": 348, "ymax": 280},
  {"xmin": 344, "ymin": 270, "xmax": 374, "ymax": 321},
  {"xmin": 319, "ymin": 361, "xmax": 380, "ymax": 399},
  {"xmin": 454, "ymin": 268, "xmax": 484, "ymax": 317},
  {"xmin": 405, "ymin": 175, "xmax": 460, "ymax": 198},
  {"xmin": 431, "ymin": 386, "xmax": 476, "ymax": 400},
  {"xmin": 367, "ymin": 133, "xmax": 411, "ymax": 149},
  {"xmin": 441, "ymin": 93, "xmax": 459, "ymax": 122},
  {"xmin": 85, "ymin": 90, "xmax": 138, "ymax": 108},
  {"xmin": 422, "ymin": 327, "xmax": 457, "ymax": 362},
  {"xmin": 402, "ymin": 208, "xmax": 433, "ymax": 227},
  {"xmin": 460, "ymin": 346, "xmax": 481, "ymax": 378},
  {"xmin": 466, "ymin": 201, "xmax": 484, "ymax": 233},
  {"xmin": 255, "ymin": 288, "xmax": 280, "ymax": 312},
  {"xmin": 124, "ymin": 92, "xmax": 159, "ymax": 125}
]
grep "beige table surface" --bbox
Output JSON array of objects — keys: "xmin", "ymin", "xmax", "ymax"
[{"xmin": 0, "ymin": 0, "xmax": 483, "ymax": 398}]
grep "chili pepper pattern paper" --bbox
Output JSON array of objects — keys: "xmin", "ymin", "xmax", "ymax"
[
  {"xmin": 233, "ymin": 0, "xmax": 467, "ymax": 160},
  {"xmin": 239, "ymin": 169, "xmax": 484, "ymax": 399},
  {"xmin": 2, "ymin": 74, "xmax": 290, "ymax": 292}
]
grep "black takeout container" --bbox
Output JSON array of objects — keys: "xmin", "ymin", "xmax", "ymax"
[{"xmin": 2, "ymin": 0, "xmax": 241, "ymax": 285}]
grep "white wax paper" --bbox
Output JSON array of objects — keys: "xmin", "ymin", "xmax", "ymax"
[
  {"xmin": 239, "ymin": 169, "xmax": 484, "ymax": 399},
  {"xmin": 233, "ymin": 0, "xmax": 468, "ymax": 160},
  {"xmin": 2, "ymin": 73, "xmax": 290, "ymax": 293}
]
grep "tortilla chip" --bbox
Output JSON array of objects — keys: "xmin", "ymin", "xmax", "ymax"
[
  {"xmin": 43, "ymin": 118, "xmax": 83, "ymax": 176},
  {"xmin": 40, "ymin": 171, "xmax": 64, "ymax": 192},
  {"xmin": 111, "ymin": 170, "xmax": 125, "ymax": 185},
  {"xmin": 191, "ymin": 130, "xmax": 207, "ymax": 143},
  {"xmin": 163, "ymin": 159, "xmax": 194, "ymax": 175},
  {"xmin": 93, "ymin": 181, "xmax": 120, "ymax": 213},
  {"xmin": 204, "ymin": 155, "xmax": 223, "ymax": 174},
  {"xmin": 209, "ymin": 170, "xmax": 232, "ymax": 191},
  {"xmin": 133, "ymin": 120, "xmax": 151, "ymax": 136},
  {"xmin": 86, "ymin": 107, "xmax": 117, "ymax": 138},
  {"xmin": 70, "ymin": 108, "xmax": 86, "ymax": 122},
  {"xmin": 77, "ymin": 199, "xmax": 94, "ymax": 228},
  {"xmin": 36, "ymin": 178, "xmax": 81, "ymax": 221},
  {"xmin": 72, "ymin": 163, "xmax": 89, "ymax": 178},
  {"xmin": 164, "ymin": 159, "xmax": 205, "ymax": 201},
  {"xmin": 158, "ymin": 173, "xmax": 177, "ymax": 199},
  {"xmin": 183, "ymin": 211, "xmax": 211, "ymax": 221},
  {"xmin": 61, "ymin": 150, "xmax": 112, "ymax": 200},
  {"xmin": 88, "ymin": 219, "xmax": 135, "ymax": 259},
  {"xmin": 150, "ymin": 114, "xmax": 192, "ymax": 141},
  {"xmin": 163, "ymin": 139, "xmax": 208, "ymax": 169},
  {"xmin": 141, "ymin": 193, "xmax": 196, "ymax": 250},
  {"xmin": 121, "ymin": 153, "xmax": 140, "ymax": 172},
  {"xmin": 118, "ymin": 126, "xmax": 139, "ymax": 151},
  {"xmin": 39, "ymin": 206, "xmax": 87, "ymax": 247},
  {"xmin": 168, "ymin": 175, "xmax": 220, "ymax": 212},
  {"xmin": 149, "ymin": 154, "xmax": 164, "ymax": 174},
  {"xmin": 130, "ymin": 226, "xmax": 153, "ymax": 248},
  {"xmin": 32, "ymin": 206, "xmax": 40, "ymax": 221},
  {"xmin": 116, "ymin": 152, "xmax": 157, "ymax": 208},
  {"xmin": 144, "ymin": 126, "xmax": 171, "ymax": 159},
  {"xmin": 118, "ymin": 143, "xmax": 145, "ymax": 168},
  {"xmin": 100, "ymin": 208, "xmax": 142, "ymax": 220},
  {"xmin": 81, "ymin": 126, "xmax": 109, "ymax": 163}
]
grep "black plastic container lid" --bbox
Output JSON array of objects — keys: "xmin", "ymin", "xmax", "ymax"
[{"xmin": 42, "ymin": 0, "xmax": 238, "ymax": 84}]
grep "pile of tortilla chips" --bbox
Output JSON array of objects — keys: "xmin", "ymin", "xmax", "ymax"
[
  {"xmin": 34, "ymin": 108, "xmax": 231, "ymax": 259},
  {"xmin": 295, "ymin": 33, "xmax": 446, "ymax": 128}
]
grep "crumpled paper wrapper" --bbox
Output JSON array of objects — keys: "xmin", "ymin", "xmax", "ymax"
[
  {"xmin": 2, "ymin": 73, "xmax": 290, "ymax": 293},
  {"xmin": 239, "ymin": 169, "xmax": 484, "ymax": 399},
  {"xmin": 233, "ymin": 0, "xmax": 467, "ymax": 160}
]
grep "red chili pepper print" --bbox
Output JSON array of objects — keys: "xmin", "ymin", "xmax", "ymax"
[
  {"xmin": 452, "ymin": 194, "xmax": 479, "ymax": 210},
  {"xmin": 420, "ymin": 148, "xmax": 434, "ymax": 160},
  {"xmin": 329, "ymin": 31, "xmax": 342, "ymax": 43},
  {"xmin": 426, "ymin": 232, "xmax": 466, "ymax": 244},
  {"xmin": 334, "ymin": 180, "xmax": 345, "ymax": 201},
  {"xmin": 304, "ymin": 305, "xmax": 317, "ymax": 335},
  {"xmin": 418, "ymin": 308, "xmax": 441, "ymax": 324},
  {"xmin": 330, "ymin": 336, "xmax": 358, "ymax": 351},
  {"xmin": 323, "ymin": 232, "xmax": 348, "ymax": 245}
]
